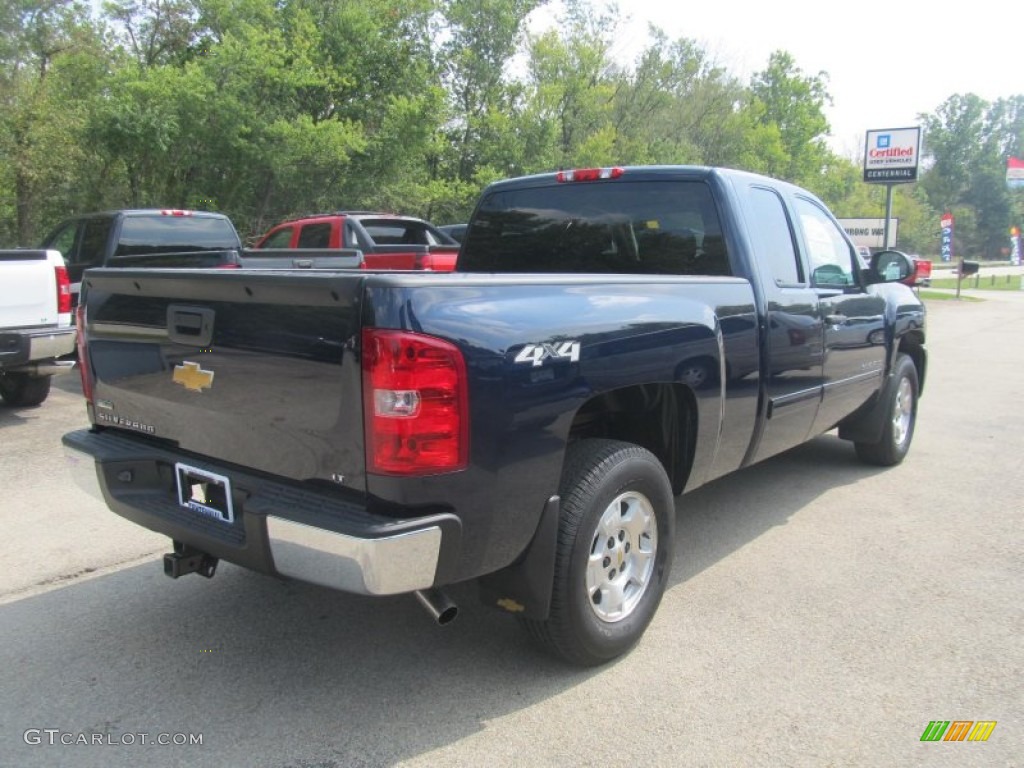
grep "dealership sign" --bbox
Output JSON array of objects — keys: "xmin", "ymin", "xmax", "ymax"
[
  {"xmin": 864, "ymin": 127, "xmax": 921, "ymax": 183},
  {"xmin": 837, "ymin": 218, "xmax": 898, "ymax": 249}
]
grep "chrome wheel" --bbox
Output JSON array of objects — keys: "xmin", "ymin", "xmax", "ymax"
[
  {"xmin": 679, "ymin": 362, "xmax": 710, "ymax": 388},
  {"xmin": 520, "ymin": 439, "xmax": 674, "ymax": 665},
  {"xmin": 853, "ymin": 354, "xmax": 919, "ymax": 467},
  {"xmin": 586, "ymin": 491, "xmax": 658, "ymax": 623},
  {"xmin": 892, "ymin": 376, "xmax": 913, "ymax": 448}
]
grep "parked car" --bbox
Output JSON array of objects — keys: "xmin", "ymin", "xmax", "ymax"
[
  {"xmin": 0, "ymin": 248, "xmax": 75, "ymax": 406},
  {"xmin": 911, "ymin": 256, "xmax": 932, "ymax": 286},
  {"xmin": 254, "ymin": 212, "xmax": 461, "ymax": 271},
  {"xmin": 40, "ymin": 209, "xmax": 244, "ymax": 305}
]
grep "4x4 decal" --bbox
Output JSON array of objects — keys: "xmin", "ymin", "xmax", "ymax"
[{"xmin": 513, "ymin": 342, "xmax": 581, "ymax": 367}]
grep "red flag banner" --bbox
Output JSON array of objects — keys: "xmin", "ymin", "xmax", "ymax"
[{"xmin": 1008, "ymin": 157, "xmax": 1024, "ymax": 189}]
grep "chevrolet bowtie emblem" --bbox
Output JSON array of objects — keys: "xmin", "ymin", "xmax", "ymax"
[{"xmin": 173, "ymin": 361, "xmax": 215, "ymax": 392}]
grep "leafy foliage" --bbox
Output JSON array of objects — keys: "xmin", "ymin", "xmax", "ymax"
[
  {"xmin": 0, "ymin": 0, "xmax": 1020, "ymax": 256},
  {"xmin": 920, "ymin": 93, "xmax": 1023, "ymax": 258}
]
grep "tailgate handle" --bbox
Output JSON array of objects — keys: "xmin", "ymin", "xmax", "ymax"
[
  {"xmin": 167, "ymin": 305, "xmax": 215, "ymax": 347},
  {"xmin": 293, "ymin": 259, "xmax": 313, "ymax": 269}
]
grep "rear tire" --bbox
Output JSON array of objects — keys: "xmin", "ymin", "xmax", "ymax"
[
  {"xmin": 521, "ymin": 439, "xmax": 675, "ymax": 666},
  {"xmin": 854, "ymin": 354, "xmax": 918, "ymax": 466},
  {"xmin": 0, "ymin": 372, "xmax": 52, "ymax": 407}
]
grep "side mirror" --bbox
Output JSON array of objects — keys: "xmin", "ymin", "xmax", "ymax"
[{"xmin": 869, "ymin": 249, "xmax": 914, "ymax": 284}]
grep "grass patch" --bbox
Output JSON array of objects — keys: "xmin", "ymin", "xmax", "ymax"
[
  {"xmin": 917, "ymin": 290, "xmax": 983, "ymax": 302},
  {"xmin": 928, "ymin": 275, "xmax": 1022, "ymax": 291}
]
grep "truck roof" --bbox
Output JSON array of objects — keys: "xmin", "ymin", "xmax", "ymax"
[
  {"xmin": 272, "ymin": 211, "xmax": 435, "ymax": 225},
  {"xmin": 480, "ymin": 165, "xmax": 804, "ymax": 194},
  {"xmin": 56, "ymin": 209, "xmax": 232, "ymax": 220}
]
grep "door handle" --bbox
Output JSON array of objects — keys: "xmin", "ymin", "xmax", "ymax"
[
  {"xmin": 825, "ymin": 314, "xmax": 847, "ymax": 325},
  {"xmin": 167, "ymin": 305, "xmax": 215, "ymax": 347}
]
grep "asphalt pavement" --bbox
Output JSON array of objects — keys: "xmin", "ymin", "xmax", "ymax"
[{"xmin": 1, "ymin": 291, "xmax": 1021, "ymax": 767}]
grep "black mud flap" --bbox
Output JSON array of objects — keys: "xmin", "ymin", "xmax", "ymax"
[{"xmin": 477, "ymin": 496, "xmax": 559, "ymax": 620}]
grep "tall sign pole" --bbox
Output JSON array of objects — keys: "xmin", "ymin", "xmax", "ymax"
[
  {"xmin": 864, "ymin": 127, "xmax": 922, "ymax": 250},
  {"xmin": 1007, "ymin": 159, "xmax": 1022, "ymax": 271}
]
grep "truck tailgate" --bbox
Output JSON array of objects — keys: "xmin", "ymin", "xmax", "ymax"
[
  {"xmin": 0, "ymin": 251, "xmax": 58, "ymax": 327},
  {"xmin": 82, "ymin": 269, "xmax": 367, "ymax": 486}
]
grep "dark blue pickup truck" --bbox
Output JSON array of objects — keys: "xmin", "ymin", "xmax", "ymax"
[{"xmin": 63, "ymin": 166, "xmax": 925, "ymax": 665}]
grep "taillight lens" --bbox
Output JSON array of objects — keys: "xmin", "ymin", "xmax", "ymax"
[
  {"xmin": 55, "ymin": 265, "xmax": 72, "ymax": 315},
  {"xmin": 76, "ymin": 305, "xmax": 94, "ymax": 404},
  {"xmin": 362, "ymin": 329, "xmax": 468, "ymax": 475}
]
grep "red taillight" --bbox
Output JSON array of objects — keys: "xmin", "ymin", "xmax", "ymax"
[
  {"xmin": 76, "ymin": 305, "xmax": 94, "ymax": 403},
  {"xmin": 160, "ymin": 209, "xmax": 193, "ymax": 217},
  {"xmin": 556, "ymin": 167, "xmax": 625, "ymax": 183},
  {"xmin": 362, "ymin": 329, "xmax": 468, "ymax": 475},
  {"xmin": 55, "ymin": 265, "xmax": 72, "ymax": 314}
]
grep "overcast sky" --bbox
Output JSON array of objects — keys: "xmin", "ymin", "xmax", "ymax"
[{"xmin": 555, "ymin": 0, "xmax": 1018, "ymax": 158}]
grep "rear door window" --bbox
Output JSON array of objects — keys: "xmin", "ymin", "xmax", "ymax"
[
  {"xmin": 42, "ymin": 221, "xmax": 79, "ymax": 263},
  {"xmin": 261, "ymin": 226, "xmax": 294, "ymax": 249},
  {"xmin": 79, "ymin": 218, "xmax": 114, "ymax": 268},
  {"xmin": 297, "ymin": 223, "xmax": 331, "ymax": 248},
  {"xmin": 747, "ymin": 187, "xmax": 803, "ymax": 286}
]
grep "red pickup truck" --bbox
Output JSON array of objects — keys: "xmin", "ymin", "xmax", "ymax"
[{"xmin": 254, "ymin": 212, "xmax": 461, "ymax": 271}]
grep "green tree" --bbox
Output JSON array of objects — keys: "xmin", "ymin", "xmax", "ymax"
[
  {"xmin": 0, "ymin": 0, "xmax": 110, "ymax": 245},
  {"xmin": 612, "ymin": 29, "xmax": 788, "ymax": 173},
  {"xmin": 103, "ymin": 0, "xmax": 200, "ymax": 67},
  {"xmin": 436, "ymin": 0, "xmax": 543, "ymax": 183},
  {"xmin": 749, "ymin": 51, "xmax": 832, "ymax": 187},
  {"xmin": 86, "ymin": 0, "xmax": 444, "ymax": 238},
  {"xmin": 920, "ymin": 93, "xmax": 1021, "ymax": 259},
  {"xmin": 523, "ymin": 0, "xmax": 621, "ymax": 170}
]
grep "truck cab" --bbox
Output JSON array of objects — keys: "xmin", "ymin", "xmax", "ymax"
[
  {"xmin": 254, "ymin": 212, "xmax": 461, "ymax": 271},
  {"xmin": 40, "ymin": 209, "xmax": 244, "ymax": 304}
]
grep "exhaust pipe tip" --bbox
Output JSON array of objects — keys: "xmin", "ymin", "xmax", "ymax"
[{"xmin": 415, "ymin": 588, "xmax": 458, "ymax": 625}]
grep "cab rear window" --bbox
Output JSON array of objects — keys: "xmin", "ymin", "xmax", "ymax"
[
  {"xmin": 115, "ymin": 216, "xmax": 240, "ymax": 256},
  {"xmin": 459, "ymin": 181, "xmax": 731, "ymax": 276}
]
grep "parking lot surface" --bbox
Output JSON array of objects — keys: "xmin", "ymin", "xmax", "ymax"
[{"xmin": 1, "ymin": 292, "xmax": 1021, "ymax": 767}]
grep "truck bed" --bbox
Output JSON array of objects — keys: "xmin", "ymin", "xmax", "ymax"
[{"xmin": 71, "ymin": 266, "xmax": 758, "ymax": 582}]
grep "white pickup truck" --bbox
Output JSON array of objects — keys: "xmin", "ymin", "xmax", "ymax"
[{"xmin": 0, "ymin": 249, "xmax": 76, "ymax": 406}]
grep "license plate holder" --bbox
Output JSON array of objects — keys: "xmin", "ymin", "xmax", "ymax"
[{"xmin": 175, "ymin": 463, "xmax": 234, "ymax": 524}]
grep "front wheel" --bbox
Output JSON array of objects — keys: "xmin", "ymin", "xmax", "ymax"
[
  {"xmin": 854, "ymin": 354, "xmax": 918, "ymax": 466},
  {"xmin": 521, "ymin": 439, "xmax": 675, "ymax": 666},
  {"xmin": 0, "ymin": 372, "xmax": 52, "ymax": 407}
]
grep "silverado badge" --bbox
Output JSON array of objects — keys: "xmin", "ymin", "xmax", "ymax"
[{"xmin": 173, "ymin": 361, "xmax": 215, "ymax": 392}]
